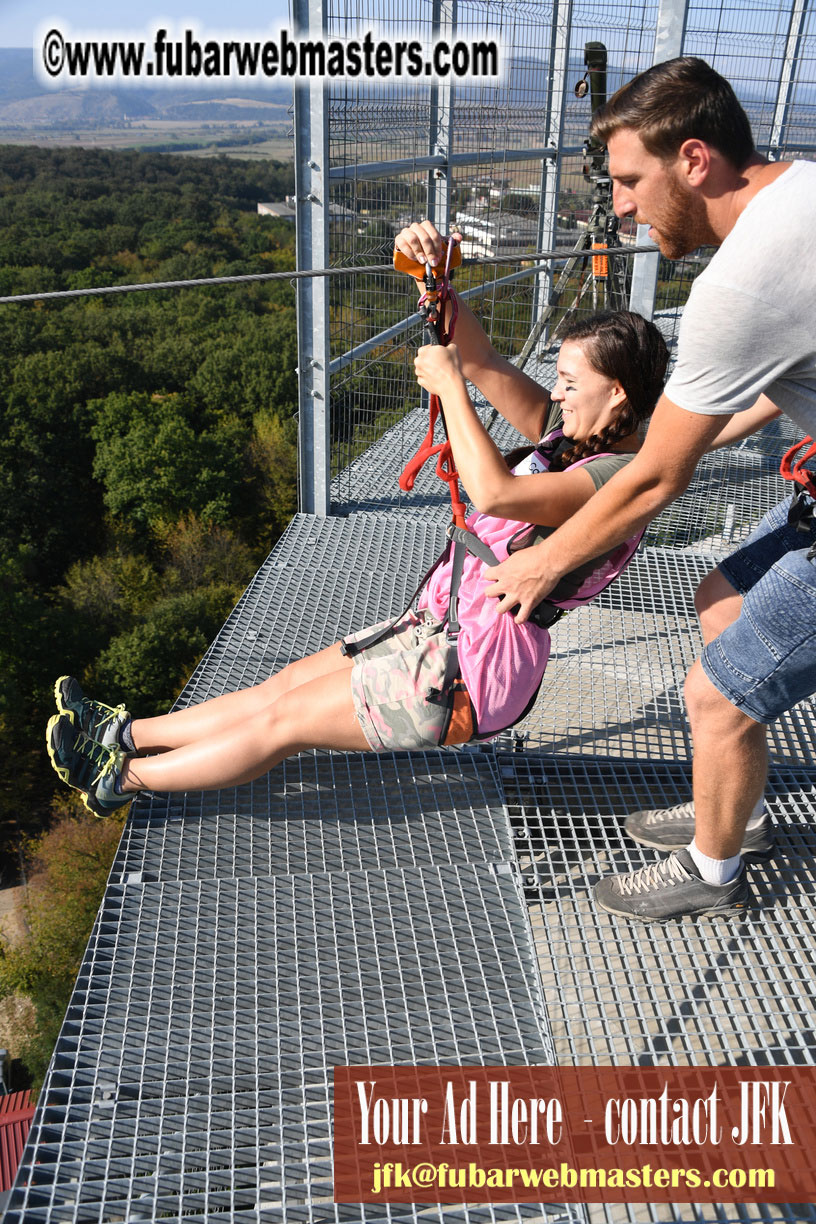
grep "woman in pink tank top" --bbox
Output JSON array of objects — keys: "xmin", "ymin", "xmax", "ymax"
[{"xmin": 45, "ymin": 224, "xmax": 669, "ymax": 817}]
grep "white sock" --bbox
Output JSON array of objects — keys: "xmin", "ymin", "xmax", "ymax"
[
  {"xmin": 687, "ymin": 839, "xmax": 742, "ymax": 886},
  {"xmin": 744, "ymin": 797, "xmax": 765, "ymax": 831}
]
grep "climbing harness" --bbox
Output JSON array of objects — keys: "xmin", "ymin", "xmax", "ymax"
[
  {"xmin": 781, "ymin": 436, "xmax": 816, "ymax": 559},
  {"xmin": 392, "ymin": 236, "xmax": 507, "ymax": 735},
  {"xmin": 345, "ymin": 421, "xmax": 644, "ymax": 747}
]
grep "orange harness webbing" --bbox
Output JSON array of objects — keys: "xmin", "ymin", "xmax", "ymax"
[
  {"xmin": 781, "ymin": 435, "xmax": 816, "ymax": 500},
  {"xmin": 396, "ymin": 238, "xmax": 465, "ymax": 528}
]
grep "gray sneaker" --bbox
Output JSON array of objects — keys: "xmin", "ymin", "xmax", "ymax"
[
  {"xmin": 46, "ymin": 712, "xmax": 131, "ymax": 819},
  {"xmin": 625, "ymin": 800, "xmax": 774, "ymax": 860},
  {"xmin": 55, "ymin": 676, "xmax": 130, "ymax": 751},
  {"xmin": 594, "ymin": 848, "xmax": 750, "ymax": 923}
]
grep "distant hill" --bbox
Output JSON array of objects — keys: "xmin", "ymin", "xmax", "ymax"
[
  {"xmin": 2, "ymin": 44, "xmax": 799, "ymax": 135},
  {"xmin": 0, "ymin": 49, "xmax": 45, "ymax": 104},
  {"xmin": 0, "ymin": 48, "xmax": 291, "ymax": 128}
]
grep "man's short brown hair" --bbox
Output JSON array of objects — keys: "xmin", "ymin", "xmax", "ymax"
[{"xmin": 590, "ymin": 56, "xmax": 755, "ymax": 168}]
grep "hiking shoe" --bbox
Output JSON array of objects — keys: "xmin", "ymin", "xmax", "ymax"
[
  {"xmin": 55, "ymin": 675, "xmax": 130, "ymax": 751},
  {"xmin": 625, "ymin": 800, "xmax": 775, "ymax": 860},
  {"xmin": 46, "ymin": 712, "xmax": 131, "ymax": 818},
  {"xmin": 594, "ymin": 848, "xmax": 750, "ymax": 923}
]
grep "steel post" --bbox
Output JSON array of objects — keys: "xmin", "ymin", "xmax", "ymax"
[{"xmin": 293, "ymin": 0, "xmax": 331, "ymax": 516}]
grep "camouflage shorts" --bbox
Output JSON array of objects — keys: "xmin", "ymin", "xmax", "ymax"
[{"xmin": 342, "ymin": 609, "xmax": 474, "ymax": 752}]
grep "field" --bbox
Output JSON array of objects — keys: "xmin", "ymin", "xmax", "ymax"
[{"xmin": 0, "ymin": 117, "xmax": 294, "ymax": 159}]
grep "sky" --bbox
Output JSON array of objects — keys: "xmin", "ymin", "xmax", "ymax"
[{"xmin": 1, "ymin": 0, "xmax": 291, "ymax": 49}]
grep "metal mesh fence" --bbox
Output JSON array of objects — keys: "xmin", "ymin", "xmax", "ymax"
[
  {"xmin": 684, "ymin": 0, "xmax": 816, "ymax": 154},
  {"xmin": 318, "ymin": 0, "xmax": 816, "ymax": 516}
]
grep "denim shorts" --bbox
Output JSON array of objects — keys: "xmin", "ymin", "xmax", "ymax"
[{"xmin": 701, "ymin": 494, "xmax": 816, "ymax": 724}]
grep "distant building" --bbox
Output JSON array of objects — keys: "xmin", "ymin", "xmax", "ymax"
[
  {"xmin": 454, "ymin": 208, "xmax": 539, "ymax": 259},
  {"xmin": 257, "ymin": 197, "xmax": 356, "ymax": 223},
  {"xmin": 257, "ymin": 198, "xmax": 296, "ymax": 220}
]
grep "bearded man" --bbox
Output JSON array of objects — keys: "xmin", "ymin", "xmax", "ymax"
[{"xmin": 487, "ymin": 57, "xmax": 816, "ymax": 921}]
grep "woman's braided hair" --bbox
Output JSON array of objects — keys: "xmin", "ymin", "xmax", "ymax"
[{"xmin": 553, "ymin": 310, "xmax": 670, "ymax": 469}]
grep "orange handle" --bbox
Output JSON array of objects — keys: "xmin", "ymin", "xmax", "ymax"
[{"xmin": 393, "ymin": 241, "xmax": 462, "ymax": 279}]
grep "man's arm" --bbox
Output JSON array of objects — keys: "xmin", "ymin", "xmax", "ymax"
[
  {"xmin": 704, "ymin": 394, "xmax": 781, "ymax": 450},
  {"xmin": 484, "ymin": 394, "xmax": 730, "ymax": 621}
]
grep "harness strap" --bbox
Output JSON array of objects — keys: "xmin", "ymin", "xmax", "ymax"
[
  {"xmin": 340, "ymin": 518, "xmax": 493, "ymax": 663},
  {"xmin": 781, "ymin": 436, "xmax": 816, "ymax": 498},
  {"xmin": 436, "ymin": 524, "xmax": 500, "ymax": 703},
  {"xmin": 339, "ymin": 546, "xmax": 450, "ymax": 659},
  {"xmin": 447, "ymin": 523, "xmax": 500, "ymax": 568},
  {"xmin": 398, "ymin": 239, "xmax": 467, "ymax": 530},
  {"xmin": 781, "ymin": 436, "xmax": 816, "ymax": 559}
]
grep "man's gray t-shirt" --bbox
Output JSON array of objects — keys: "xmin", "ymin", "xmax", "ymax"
[{"xmin": 664, "ymin": 158, "xmax": 816, "ymax": 434}]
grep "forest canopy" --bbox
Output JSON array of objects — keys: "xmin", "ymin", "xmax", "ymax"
[{"xmin": 0, "ymin": 144, "xmax": 299, "ymax": 867}]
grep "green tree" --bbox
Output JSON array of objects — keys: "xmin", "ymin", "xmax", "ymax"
[
  {"xmin": 92, "ymin": 584, "xmax": 239, "ymax": 713},
  {"xmin": 91, "ymin": 391, "xmax": 248, "ymax": 529},
  {"xmin": 0, "ymin": 550, "xmax": 76, "ymax": 865},
  {"xmin": 59, "ymin": 551, "xmax": 162, "ymax": 630},
  {"xmin": 0, "ymin": 143, "xmax": 299, "ymax": 865},
  {"xmin": 152, "ymin": 512, "xmax": 255, "ymax": 591},
  {"xmin": 248, "ymin": 410, "xmax": 298, "ymax": 546},
  {"xmin": 0, "ymin": 799, "xmax": 126, "ymax": 1092}
]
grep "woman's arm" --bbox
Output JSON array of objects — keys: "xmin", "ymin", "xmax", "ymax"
[
  {"xmin": 446, "ymin": 299, "xmax": 553, "ymax": 442},
  {"xmin": 395, "ymin": 220, "xmax": 552, "ymax": 442},
  {"xmin": 415, "ymin": 343, "xmax": 598, "ymax": 527}
]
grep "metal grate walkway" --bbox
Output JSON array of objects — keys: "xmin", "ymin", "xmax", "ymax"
[
  {"xmin": 6, "ymin": 513, "xmax": 576, "ymax": 1224},
  {"xmin": 12, "ymin": 865, "xmax": 557, "ymax": 1223},
  {"xmin": 7, "ymin": 410, "xmax": 816, "ymax": 1221}
]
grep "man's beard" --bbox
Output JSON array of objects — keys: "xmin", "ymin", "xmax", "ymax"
[{"xmin": 648, "ymin": 182, "xmax": 716, "ymax": 259}]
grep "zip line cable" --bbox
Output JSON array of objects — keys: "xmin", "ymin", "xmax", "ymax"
[{"xmin": 0, "ymin": 245, "xmax": 656, "ymax": 305}]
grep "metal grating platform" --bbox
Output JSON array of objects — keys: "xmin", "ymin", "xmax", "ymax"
[
  {"xmin": 111, "ymin": 751, "xmax": 515, "ymax": 883},
  {"xmin": 508, "ymin": 548, "xmax": 816, "ymax": 766},
  {"xmin": 6, "ymin": 511, "xmax": 575, "ymax": 1224},
  {"xmin": 6, "ymin": 865, "xmax": 562, "ymax": 1224},
  {"xmin": 501, "ymin": 752, "xmax": 816, "ymax": 1069},
  {"xmin": 9, "ymin": 426, "xmax": 816, "ymax": 1219},
  {"xmin": 500, "ymin": 750, "xmax": 816, "ymax": 1224},
  {"xmin": 641, "ymin": 453, "xmax": 791, "ymax": 552}
]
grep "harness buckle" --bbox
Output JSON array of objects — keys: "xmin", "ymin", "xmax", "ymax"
[{"xmin": 787, "ymin": 485, "xmax": 816, "ymax": 534}]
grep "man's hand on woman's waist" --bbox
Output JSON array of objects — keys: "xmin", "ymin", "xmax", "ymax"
[
  {"xmin": 482, "ymin": 399, "xmax": 718, "ymax": 622},
  {"xmin": 484, "ymin": 546, "xmax": 562, "ymax": 623}
]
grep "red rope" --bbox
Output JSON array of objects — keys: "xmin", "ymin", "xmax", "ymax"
[
  {"xmin": 781, "ymin": 436, "xmax": 816, "ymax": 498},
  {"xmin": 398, "ymin": 240, "xmax": 466, "ymax": 528}
]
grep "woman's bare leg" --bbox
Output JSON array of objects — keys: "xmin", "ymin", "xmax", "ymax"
[
  {"xmin": 130, "ymin": 641, "xmax": 353, "ymax": 752},
  {"xmin": 121, "ymin": 665, "xmax": 369, "ymax": 794}
]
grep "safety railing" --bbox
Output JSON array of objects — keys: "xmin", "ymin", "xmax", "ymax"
[{"xmin": 294, "ymin": 0, "xmax": 816, "ymax": 518}]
